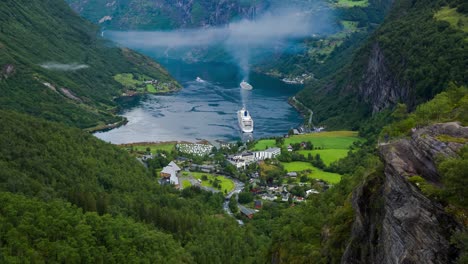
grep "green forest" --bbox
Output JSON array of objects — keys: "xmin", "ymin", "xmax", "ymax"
[
  {"xmin": 2, "ymin": 83, "xmax": 466, "ymax": 262},
  {"xmin": 0, "ymin": 0, "xmax": 467, "ymax": 262},
  {"xmin": 296, "ymin": 0, "xmax": 468, "ymax": 129},
  {"xmin": 0, "ymin": 0, "xmax": 178, "ymax": 129}
]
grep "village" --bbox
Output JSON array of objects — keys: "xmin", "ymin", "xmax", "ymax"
[{"xmin": 124, "ymin": 130, "xmax": 359, "ymax": 220}]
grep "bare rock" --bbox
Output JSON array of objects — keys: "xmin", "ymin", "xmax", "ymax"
[
  {"xmin": 1, "ymin": 64, "xmax": 15, "ymax": 80},
  {"xmin": 342, "ymin": 122, "xmax": 467, "ymax": 264},
  {"xmin": 358, "ymin": 43, "xmax": 411, "ymax": 113}
]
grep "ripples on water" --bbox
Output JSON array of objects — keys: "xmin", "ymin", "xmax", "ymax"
[{"xmin": 95, "ymin": 60, "xmax": 303, "ymax": 144}]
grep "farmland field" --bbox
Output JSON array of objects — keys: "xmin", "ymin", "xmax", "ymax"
[
  {"xmin": 281, "ymin": 162, "xmax": 341, "ymax": 184},
  {"xmin": 252, "ymin": 139, "xmax": 276, "ymax": 150},
  {"xmin": 284, "ymin": 131, "xmax": 360, "ymax": 149},
  {"xmin": 297, "ymin": 149, "xmax": 350, "ymax": 165},
  {"xmin": 252, "ymin": 131, "xmax": 360, "ymax": 172},
  {"xmin": 121, "ymin": 142, "xmax": 176, "ymax": 154},
  {"xmin": 191, "ymin": 172, "xmax": 235, "ymax": 193}
]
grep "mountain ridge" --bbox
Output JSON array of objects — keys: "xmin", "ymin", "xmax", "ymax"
[
  {"xmin": 296, "ymin": 0, "xmax": 467, "ymax": 129},
  {"xmin": 0, "ymin": 0, "xmax": 179, "ymax": 129}
]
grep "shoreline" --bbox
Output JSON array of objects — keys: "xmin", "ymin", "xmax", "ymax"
[
  {"xmin": 85, "ymin": 118, "xmax": 128, "ymax": 133},
  {"xmin": 89, "ymin": 86, "xmax": 183, "ymax": 133}
]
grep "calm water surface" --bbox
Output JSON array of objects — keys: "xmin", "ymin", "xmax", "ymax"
[{"xmin": 95, "ymin": 59, "xmax": 303, "ymax": 143}]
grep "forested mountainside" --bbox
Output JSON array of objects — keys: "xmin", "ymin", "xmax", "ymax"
[
  {"xmin": 66, "ymin": 0, "xmax": 268, "ymax": 30},
  {"xmin": 296, "ymin": 0, "xmax": 468, "ymax": 129},
  {"xmin": 1, "ymin": 88, "xmax": 466, "ymax": 262},
  {"xmin": 0, "ymin": 0, "xmax": 178, "ymax": 129},
  {"xmin": 266, "ymin": 85, "xmax": 468, "ymax": 263},
  {"xmin": 0, "ymin": 110, "xmax": 269, "ymax": 263},
  {"xmin": 257, "ymin": 0, "xmax": 394, "ymax": 78},
  {"xmin": 0, "ymin": 0, "xmax": 466, "ymax": 263}
]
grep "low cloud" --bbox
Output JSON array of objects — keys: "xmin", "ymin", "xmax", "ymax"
[
  {"xmin": 39, "ymin": 62, "xmax": 89, "ymax": 71},
  {"xmin": 106, "ymin": 4, "xmax": 333, "ymax": 78}
]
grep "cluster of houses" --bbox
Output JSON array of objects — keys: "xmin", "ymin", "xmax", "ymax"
[
  {"xmin": 288, "ymin": 125, "xmax": 325, "ymax": 136},
  {"xmin": 228, "ymin": 147, "xmax": 281, "ymax": 168},
  {"xmin": 176, "ymin": 143, "xmax": 213, "ymax": 156},
  {"xmin": 143, "ymin": 79, "xmax": 158, "ymax": 85},
  {"xmin": 255, "ymin": 184, "xmax": 320, "ymax": 203},
  {"xmin": 281, "ymin": 73, "xmax": 313, "ymax": 85}
]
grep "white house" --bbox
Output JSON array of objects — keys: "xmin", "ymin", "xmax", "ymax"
[
  {"xmin": 160, "ymin": 161, "xmax": 181, "ymax": 188},
  {"xmin": 253, "ymin": 147, "xmax": 281, "ymax": 160},
  {"xmin": 306, "ymin": 189, "xmax": 320, "ymax": 197},
  {"xmin": 228, "ymin": 158, "xmax": 246, "ymax": 169}
]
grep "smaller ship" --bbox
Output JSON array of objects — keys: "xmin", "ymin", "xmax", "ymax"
[
  {"xmin": 196, "ymin": 77, "xmax": 204, "ymax": 83},
  {"xmin": 240, "ymin": 80, "xmax": 253, "ymax": 90},
  {"xmin": 237, "ymin": 107, "xmax": 254, "ymax": 133}
]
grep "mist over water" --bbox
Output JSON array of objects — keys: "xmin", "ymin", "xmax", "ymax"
[
  {"xmin": 106, "ymin": 4, "xmax": 333, "ymax": 81},
  {"xmin": 96, "ymin": 3, "xmax": 333, "ymax": 143}
]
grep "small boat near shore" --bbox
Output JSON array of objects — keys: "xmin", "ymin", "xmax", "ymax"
[{"xmin": 196, "ymin": 77, "xmax": 205, "ymax": 83}]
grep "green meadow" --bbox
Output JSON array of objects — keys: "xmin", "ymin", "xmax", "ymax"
[
  {"xmin": 252, "ymin": 139, "xmax": 276, "ymax": 150},
  {"xmin": 284, "ymin": 131, "xmax": 360, "ymax": 149},
  {"xmin": 434, "ymin": 7, "xmax": 468, "ymax": 33},
  {"xmin": 252, "ymin": 131, "xmax": 360, "ymax": 152},
  {"xmin": 122, "ymin": 142, "xmax": 176, "ymax": 154},
  {"xmin": 297, "ymin": 149, "xmax": 350, "ymax": 166},
  {"xmin": 281, "ymin": 162, "xmax": 341, "ymax": 184},
  {"xmin": 252, "ymin": 131, "xmax": 362, "ymax": 184},
  {"xmin": 190, "ymin": 172, "xmax": 235, "ymax": 193}
]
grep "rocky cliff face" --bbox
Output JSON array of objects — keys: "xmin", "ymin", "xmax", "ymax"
[
  {"xmin": 357, "ymin": 43, "xmax": 411, "ymax": 113},
  {"xmin": 342, "ymin": 122, "xmax": 467, "ymax": 264}
]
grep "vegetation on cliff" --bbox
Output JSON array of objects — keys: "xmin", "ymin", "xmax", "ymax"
[
  {"xmin": 0, "ymin": 0, "xmax": 177, "ymax": 129},
  {"xmin": 296, "ymin": 0, "xmax": 467, "ymax": 129},
  {"xmin": 66, "ymin": 0, "xmax": 265, "ymax": 30},
  {"xmin": 0, "ymin": 110, "xmax": 269, "ymax": 263}
]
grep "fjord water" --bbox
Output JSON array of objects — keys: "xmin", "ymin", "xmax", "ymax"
[{"xmin": 95, "ymin": 59, "xmax": 303, "ymax": 143}]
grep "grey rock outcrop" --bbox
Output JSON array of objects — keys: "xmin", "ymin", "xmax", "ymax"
[
  {"xmin": 358, "ymin": 43, "xmax": 411, "ymax": 113},
  {"xmin": 1, "ymin": 64, "xmax": 15, "ymax": 80},
  {"xmin": 342, "ymin": 122, "xmax": 467, "ymax": 264}
]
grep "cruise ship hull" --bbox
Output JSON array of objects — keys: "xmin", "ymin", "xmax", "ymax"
[{"xmin": 237, "ymin": 108, "xmax": 254, "ymax": 133}]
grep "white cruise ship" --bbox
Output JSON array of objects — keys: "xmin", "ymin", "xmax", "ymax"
[
  {"xmin": 237, "ymin": 107, "xmax": 254, "ymax": 133},
  {"xmin": 240, "ymin": 80, "xmax": 253, "ymax": 90}
]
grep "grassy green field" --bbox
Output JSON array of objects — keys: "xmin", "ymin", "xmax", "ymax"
[
  {"xmin": 191, "ymin": 172, "xmax": 235, "ymax": 193},
  {"xmin": 297, "ymin": 149, "xmax": 350, "ymax": 166},
  {"xmin": 284, "ymin": 131, "xmax": 359, "ymax": 149},
  {"xmin": 342, "ymin": 20, "xmax": 359, "ymax": 31},
  {"xmin": 146, "ymin": 84, "xmax": 157, "ymax": 93},
  {"xmin": 434, "ymin": 7, "xmax": 468, "ymax": 33},
  {"xmin": 281, "ymin": 162, "xmax": 341, "ymax": 184},
  {"xmin": 114, "ymin": 73, "xmax": 140, "ymax": 88},
  {"xmin": 252, "ymin": 131, "xmax": 360, "ymax": 170},
  {"xmin": 252, "ymin": 139, "xmax": 276, "ymax": 150},
  {"xmin": 123, "ymin": 142, "xmax": 176, "ymax": 154},
  {"xmin": 252, "ymin": 131, "xmax": 360, "ymax": 151},
  {"xmin": 182, "ymin": 180, "xmax": 191, "ymax": 189},
  {"xmin": 335, "ymin": 0, "xmax": 369, "ymax": 7}
]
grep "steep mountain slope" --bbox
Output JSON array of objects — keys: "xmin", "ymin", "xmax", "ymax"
[
  {"xmin": 67, "ymin": 0, "xmax": 267, "ymax": 30},
  {"xmin": 343, "ymin": 122, "xmax": 466, "ymax": 263},
  {"xmin": 257, "ymin": 0, "xmax": 394, "ymax": 78},
  {"xmin": 0, "ymin": 110, "xmax": 269, "ymax": 263},
  {"xmin": 0, "ymin": 192, "xmax": 191, "ymax": 263},
  {"xmin": 0, "ymin": 0, "xmax": 178, "ymax": 129},
  {"xmin": 296, "ymin": 0, "xmax": 467, "ymax": 129},
  {"xmin": 266, "ymin": 86, "xmax": 468, "ymax": 263}
]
